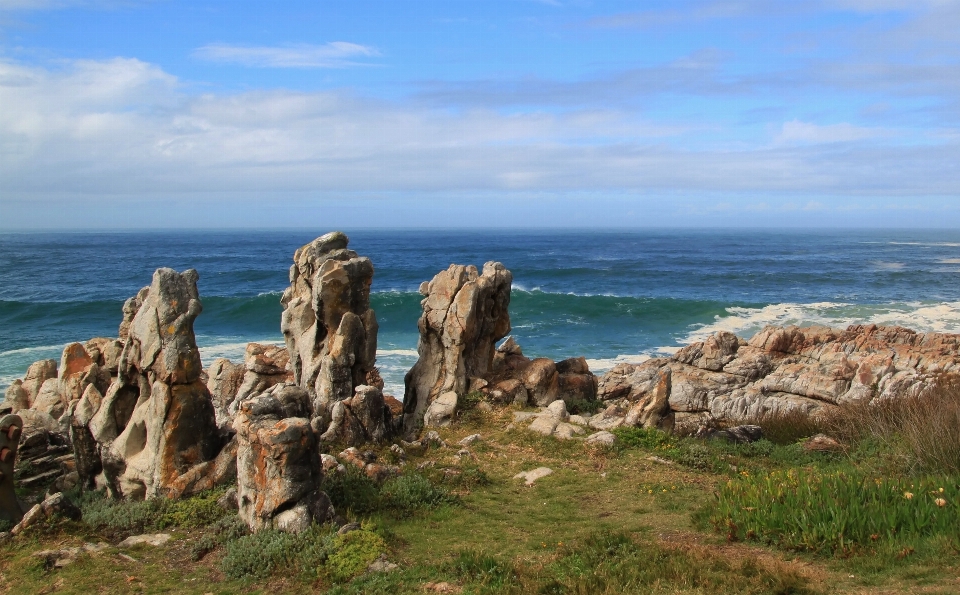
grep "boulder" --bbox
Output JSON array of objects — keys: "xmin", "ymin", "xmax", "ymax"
[
  {"xmin": 403, "ymin": 262, "xmax": 511, "ymax": 434},
  {"xmin": 32, "ymin": 379, "xmax": 65, "ymax": 420},
  {"xmin": 20, "ymin": 359, "xmax": 58, "ymax": 407},
  {"xmin": 2, "ymin": 381, "xmax": 28, "ymax": 413},
  {"xmin": 520, "ymin": 358, "xmax": 560, "ymax": 407},
  {"xmin": 232, "ymin": 343, "xmax": 294, "ymax": 406},
  {"xmin": 280, "ymin": 232, "xmax": 378, "ymax": 413}
]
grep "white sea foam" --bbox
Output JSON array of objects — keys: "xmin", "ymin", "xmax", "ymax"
[
  {"xmin": 0, "ymin": 343, "xmax": 68, "ymax": 358},
  {"xmin": 680, "ymin": 301, "xmax": 960, "ymax": 345}
]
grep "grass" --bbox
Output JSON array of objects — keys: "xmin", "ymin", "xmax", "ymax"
[{"xmin": 4, "ymin": 395, "xmax": 960, "ymax": 593}]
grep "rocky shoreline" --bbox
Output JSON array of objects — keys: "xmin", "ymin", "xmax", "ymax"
[{"xmin": 3, "ymin": 230, "xmax": 958, "ymax": 534}]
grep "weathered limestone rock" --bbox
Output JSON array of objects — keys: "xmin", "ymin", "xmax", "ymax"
[
  {"xmin": 280, "ymin": 232, "xmax": 378, "ymax": 414},
  {"xmin": 404, "ymin": 262, "xmax": 512, "ymax": 433},
  {"xmin": 206, "ymin": 358, "xmax": 246, "ymax": 431},
  {"xmin": 597, "ymin": 324, "xmax": 960, "ymax": 427},
  {"xmin": 77, "ymin": 268, "xmax": 225, "ymax": 500},
  {"xmin": 234, "ymin": 388, "xmax": 331, "ymax": 532}
]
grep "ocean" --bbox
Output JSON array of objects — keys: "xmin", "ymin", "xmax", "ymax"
[{"xmin": 2, "ymin": 229, "xmax": 960, "ymax": 397}]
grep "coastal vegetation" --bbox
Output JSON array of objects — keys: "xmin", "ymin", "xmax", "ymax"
[{"xmin": 4, "ymin": 378, "xmax": 960, "ymax": 593}]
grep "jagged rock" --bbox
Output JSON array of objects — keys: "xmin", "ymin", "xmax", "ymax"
[
  {"xmin": 596, "ymin": 324, "xmax": 960, "ymax": 427},
  {"xmin": 403, "ymin": 262, "xmax": 512, "ymax": 434},
  {"xmin": 623, "ymin": 368, "xmax": 674, "ymax": 431},
  {"xmin": 281, "ymin": 232, "xmax": 378, "ymax": 413},
  {"xmin": 206, "ymin": 358, "xmax": 245, "ymax": 431},
  {"xmin": 458, "ymin": 433, "xmax": 481, "ymax": 446},
  {"xmin": 85, "ymin": 338, "xmax": 123, "ymax": 374},
  {"xmin": 234, "ymin": 389, "xmax": 328, "ymax": 532},
  {"xmin": 16, "ymin": 409, "xmax": 60, "ymax": 453},
  {"xmin": 1, "ymin": 414, "xmax": 25, "ymax": 525},
  {"xmin": 58, "ymin": 342, "xmax": 102, "ymax": 407},
  {"xmin": 21, "ymin": 359, "xmax": 58, "ymax": 407},
  {"xmin": 231, "ymin": 343, "xmax": 293, "ymax": 408},
  {"xmin": 102, "ymin": 379, "xmax": 220, "ymax": 499},
  {"xmin": 696, "ymin": 424, "xmax": 763, "ymax": 444},
  {"xmin": 120, "ymin": 268, "xmax": 204, "ymax": 385}
]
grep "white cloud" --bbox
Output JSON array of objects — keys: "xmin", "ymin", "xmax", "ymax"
[
  {"xmin": 776, "ymin": 120, "xmax": 882, "ymax": 144},
  {"xmin": 1, "ymin": 57, "xmax": 958, "ymax": 216},
  {"xmin": 193, "ymin": 42, "xmax": 380, "ymax": 69}
]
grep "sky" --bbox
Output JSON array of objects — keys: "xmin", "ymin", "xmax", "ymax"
[{"xmin": 1, "ymin": 0, "xmax": 959, "ymax": 229}]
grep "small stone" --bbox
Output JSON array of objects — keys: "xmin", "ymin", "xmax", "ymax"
[
  {"xmin": 118, "ymin": 534, "xmax": 172, "ymax": 548},
  {"xmin": 585, "ymin": 431, "xmax": 616, "ymax": 447},
  {"xmin": 513, "ymin": 467, "xmax": 553, "ymax": 486},
  {"xmin": 546, "ymin": 400, "xmax": 569, "ymax": 421},
  {"xmin": 337, "ymin": 522, "xmax": 361, "ymax": 535},
  {"xmin": 458, "ymin": 433, "xmax": 481, "ymax": 446},
  {"xmin": 367, "ymin": 553, "xmax": 399, "ymax": 573},
  {"xmin": 803, "ymin": 433, "xmax": 844, "ymax": 452}
]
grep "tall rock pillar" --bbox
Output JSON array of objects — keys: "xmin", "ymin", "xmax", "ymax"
[{"xmin": 403, "ymin": 262, "xmax": 512, "ymax": 433}]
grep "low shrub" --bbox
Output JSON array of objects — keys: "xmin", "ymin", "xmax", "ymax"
[
  {"xmin": 709, "ymin": 469, "xmax": 960, "ymax": 555},
  {"xmin": 221, "ymin": 524, "xmax": 336, "ymax": 580},
  {"xmin": 565, "ymin": 397, "xmax": 603, "ymax": 416},
  {"xmin": 79, "ymin": 488, "xmax": 229, "ymax": 533},
  {"xmin": 322, "ymin": 467, "xmax": 382, "ymax": 515},
  {"xmin": 380, "ymin": 473, "xmax": 454, "ymax": 513},
  {"xmin": 324, "ymin": 530, "xmax": 388, "ymax": 583}
]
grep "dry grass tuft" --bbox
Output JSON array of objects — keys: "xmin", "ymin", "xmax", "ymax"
[{"xmin": 823, "ymin": 374, "xmax": 960, "ymax": 474}]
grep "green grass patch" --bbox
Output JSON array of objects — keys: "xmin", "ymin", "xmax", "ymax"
[
  {"xmin": 77, "ymin": 488, "xmax": 229, "ymax": 534},
  {"xmin": 707, "ymin": 468, "xmax": 960, "ymax": 555},
  {"xmin": 321, "ymin": 467, "xmax": 455, "ymax": 517}
]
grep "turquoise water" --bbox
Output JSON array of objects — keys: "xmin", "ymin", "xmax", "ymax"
[{"xmin": 3, "ymin": 229, "xmax": 960, "ymax": 396}]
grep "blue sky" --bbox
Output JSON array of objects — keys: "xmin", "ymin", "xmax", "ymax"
[{"xmin": 1, "ymin": 0, "xmax": 958, "ymax": 228}]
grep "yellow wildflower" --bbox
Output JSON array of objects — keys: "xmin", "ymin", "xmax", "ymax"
[
  {"xmin": 904, "ymin": 492, "xmax": 914, "ymax": 500},
  {"xmin": 935, "ymin": 498, "xmax": 947, "ymax": 508}
]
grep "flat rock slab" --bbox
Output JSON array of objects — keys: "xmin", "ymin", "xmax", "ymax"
[
  {"xmin": 585, "ymin": 431, "xmax": 616, "ymax": 447},
  {"xmin": 118, "ymin": 533, "xmax": 172, "ymax": 548},
  {"xmin": 514, "ymin": 467, "xmax": 553, "ymax": 486}
]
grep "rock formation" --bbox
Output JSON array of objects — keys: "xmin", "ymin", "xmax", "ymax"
[
  {"xmin": 233, "ymin": 384, "xmax": 333, "ymax": 533},
  {"xmin": 403, "ymin": 262, "xmax": 513, "ymax": 432},
  {"xmin": 70, "ymin": 268, "xmax": 226, "ymax": 499},
  {"xmin": 280, "ymin": 231, "xmax": 379, "ymax": 415},
  {"xmin": 597, "ymin": 325, "xmax": 960, "ymax": 431}
]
